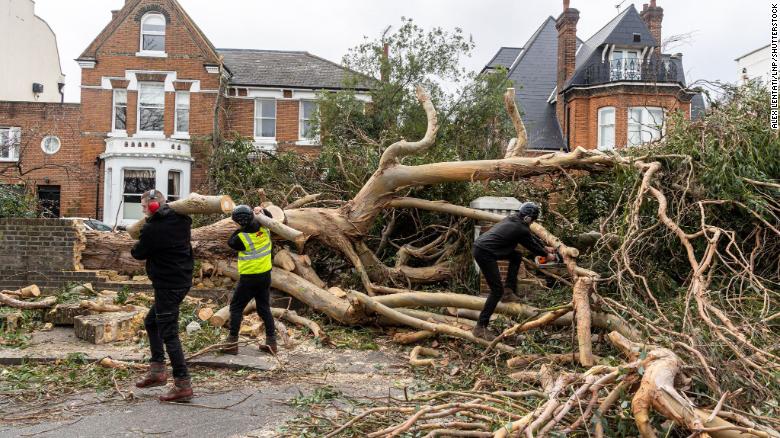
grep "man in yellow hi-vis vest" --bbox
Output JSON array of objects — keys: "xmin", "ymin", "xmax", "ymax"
[{"xmin": 221, "ymin": 205, "xmax": 277, "ymax": 354}]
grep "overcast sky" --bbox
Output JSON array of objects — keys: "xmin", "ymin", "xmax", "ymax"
[{"xmin": 34, "ymin": 0, "xmax": 767, "ymax": 103}]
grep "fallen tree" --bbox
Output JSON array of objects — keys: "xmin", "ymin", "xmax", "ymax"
[{"xmin": 75, "ymin": 83, "xmax": 779, "ymax": 435}]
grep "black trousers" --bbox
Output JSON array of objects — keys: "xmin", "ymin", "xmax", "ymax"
[
  {"xmin": 473, "ymin": 246, "xmax": 522, "ymax": 327},
  {"xmin": 145, "ymin": 288, "xmax": 189, "ymax": 378},
  {"xmin": 229, "ymin": 271, "xmax": 275, "ymax": 341}
]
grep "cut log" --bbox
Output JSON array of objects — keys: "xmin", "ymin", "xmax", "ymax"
[
  {"xmin": 289, "ymin": 252, "xmax": 326, "ymax": 288},
  {"xmin": 74, "ymin": 311, "xmax": 145, "ymax": 344},
  {"xmin": 3, "ymin": 285, "xmax": 41, "ymax": 298},
  {"xmin": 79, "ymin": 300, "xmax": 137, "ymax": 313},
  {"xmin": 273, "ymin": 249, "xmax": 296, "ymax": 271},
  {"xmin": 209, "ymin": 305, "xmax": 231, "ymax": 327},
  {"xmin": 45, "ymin": 303, "xmax": 95, "ymax": 326},
  {"xmin": 255, "ymin": 210, "xmax": 306, "ymax": 248},
  {"xmin": 197, "ymin": 307, "xmax": 215, "ymax": 321},
  {"xmin": 270, "ymin": 308, "xmax": 329, "ymax": 344},
  {"xmin": 127, "ymin": 193, "xmax": 235, "ymax": 239},
  {"xmin": 572, "ymin": 277, "xmax": 594, "ymax": 366},
  {"xmin": 98, "ymin": 356, "xmax": 148, "ymax": 371},
  {"xmin": 69, "ymin": 283, "xmax": 94, "ymax": 295},
  {"xmin": 393, "ymin": 330, "xmax": 435, "ymax": 344},
  {"xmin": 0, "ymin": 293, "xmax": 56, "ymax": 309}
]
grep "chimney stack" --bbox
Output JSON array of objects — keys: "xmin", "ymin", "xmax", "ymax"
[
  {"xmin": 640, "ymin": 0, "xmax": 663, "ymax": 49},
  {"xmin": 556, "ymin": 0, "xmax": 579, "ymax": 137}
]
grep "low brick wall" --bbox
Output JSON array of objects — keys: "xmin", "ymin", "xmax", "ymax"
[{"xmin": 0, "ymin": 218, "xmax": 107, "ymax": 291}]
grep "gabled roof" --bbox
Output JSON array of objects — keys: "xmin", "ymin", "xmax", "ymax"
[
  {"xmin": 78, "ymin": 0, "xmax": 220, "ymax": 64},
  {"xmin": 505, "ymin": 17, "xmax": 573, "ymax": 151},
  {"xmin": 218, "ymin": 49, "xmax": 374, "ymax": 91},
  {"xmin": 482, "ymin": 47, "xmax": 523, "ymax": 73}
]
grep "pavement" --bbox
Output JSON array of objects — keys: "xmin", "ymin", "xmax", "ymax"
[{"xmin": 0, "ymin": 328, "xmax": 412, "ymax": 437}]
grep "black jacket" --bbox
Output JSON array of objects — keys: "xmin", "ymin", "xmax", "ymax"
[
  {"xmin": 227, "ymin": 209, "xmax": 271, "ymax": 252},
  {"xmin": 130, "ymin": 205, "xmax": 194, "ymax": 290},
  {"xmin": 474, "ymin": 213, "xmax": 548, "ymax": 258}
]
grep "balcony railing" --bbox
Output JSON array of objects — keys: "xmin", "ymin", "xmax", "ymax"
[{"xmin": 580, "ymin": 58, "xmax": 679, "ymax": 86}]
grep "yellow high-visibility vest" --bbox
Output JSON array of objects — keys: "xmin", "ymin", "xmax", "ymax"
[{"xmin": 237, "ymin": 228, "xmax": 272, "ymax": 274}]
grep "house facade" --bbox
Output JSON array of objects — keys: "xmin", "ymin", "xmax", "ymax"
[
  {"xmin": 0, "ymin": 0, "xmax": 66, "ymax": 103},
  {"xmin": 735, "ymin": 44, "xmax": 771, "ymax": 87},
  {"xmin": 484, "ymin": 0, "xmax": 702, "ymax": 152},
  {"xmin": 0, "ymin": 0, "xmax": 371, "ymax": 226}
]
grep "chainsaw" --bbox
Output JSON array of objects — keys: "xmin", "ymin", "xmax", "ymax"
[{"xmin": 534, "ymin": 250, "xmax": 563, "ymax": 269}]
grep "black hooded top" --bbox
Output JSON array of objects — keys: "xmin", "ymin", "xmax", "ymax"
[
  {"xmin": 474, "ymin": 213, "xmax": 548, "ymax": 258},
  {"xmin": 130, "ymin": 204, "xmax": 194, "ymax": 290}
]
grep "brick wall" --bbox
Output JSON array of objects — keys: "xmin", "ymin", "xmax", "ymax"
[
  {"xmin": 565, "ymin": 86, "xmax": 691, "ymax": 150},
  {"xmin": 0, "ymin": 102, "xmax": 96, "ymax": 217}
]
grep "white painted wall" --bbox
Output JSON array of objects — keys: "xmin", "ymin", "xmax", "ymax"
[
  {"xmin": 736, "ymin": 44, "xmax": 770, "ymax": 87},
  {"xmin": 102, "ymin": 155, "xmax": 192, "ymax": 228},
  {"xmin": 0, "ymin": 0, "xmax": 65, "ymax": 102}
]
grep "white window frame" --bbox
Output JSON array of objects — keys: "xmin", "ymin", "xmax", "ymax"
[
  {"xmin": 0, "ymin": 127, "xmax": 21, "ymax": 162},
  {"xmin": 610, "ymin": 49, "xmax": 641, "ymax": 81},
  {"xmin": 627, "ymin": 106, "xmax": 665, "ymax": 147},
  {"xmin": 167, "ymin": 170, "xmax": 182, "ymax": 202},
  {"xmin": 138, "ymin": 13, "xmax": 167, "ymax": 57},
  {"xmin": 41, "ymin": 136, "xmax": 61, "ymax": 155},
  {"xmin": 112, "ymin": 89, "xmax": 128, "ymax": 134},
  {"xmin": 597, "ymin": 107, "xmax": 616, "ymax": 151},
  {"xmin": 137, "ymin": 82, "xmax": 165, "ymax": 137},
  {"xmin": 121, "ymin": 168, "xmax": 156, "ymax": 221},
  {"xmin": 174, "ymin": 91, "xmax": 190, "ymax": 138},
  {"xmin": 298, "ymin": 100, "xmax": 318, "ymax": 143},
  {"xmin": 254, "ymin": 98, "xmax": 277, "ymax": 141}
]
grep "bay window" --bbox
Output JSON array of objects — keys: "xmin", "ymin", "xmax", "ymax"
[
  {"xmin": 627, "ymin": 107, "xmax": 664, "ymax": 146},
  {"xmin": 122, "ymin": 169, "xmax": 155, "ymax": 220},
  {"xmin": 597, "ymin": 107, "xmax": 615, "ymax": 150}
]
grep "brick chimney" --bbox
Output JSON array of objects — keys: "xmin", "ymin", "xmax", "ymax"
[
  {"xmin": 640, "ymin": 0, "xmax": 664, "ymax": 49},
  {"xmin": 556, "ymin": 0, "xmax": 579, "ymax": 142}
]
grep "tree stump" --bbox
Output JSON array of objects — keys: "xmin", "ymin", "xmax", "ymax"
[
  {"xmin": 74, "ymin": 311, "xmax": 145, "ymax": 344},
  {"xmin": 45, "ymin": 303, "xmax": 95, "ymax": 326},
  {"xmin": 1, "ymin": 312, "xmax": 23, "ymax": 332}
]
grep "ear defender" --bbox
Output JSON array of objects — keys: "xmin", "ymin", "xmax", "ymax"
[{"xmin": 148, "ymin": 189, "xmax": 160, "ymax": 214}]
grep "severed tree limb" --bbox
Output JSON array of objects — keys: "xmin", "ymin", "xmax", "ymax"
[
  {"xmin": 2, "ymin": 285, "xmax": 41, "ymax": 298},
  {"xmin": 410, "ymin": 346, "xmax": 441, "ymax": 367},
  {"xmin": 0, "ymin": 293, "xmax": 56, "ymax": 309},
  {"xmin": 503, "ymin": 87, "xmax": 527, "ymax": 157},
  {"xmin": 287, "ymin": 252, "xmax": 326, "ymax": 288},
  {"xmin": 79, "ymin": 300, "xmax": 136, "ymax": 313},
  {"xmin": 573, "ymin": 276, "xmax": 595, "ymax": 366},
  {"xmin": 273, "ymin": 249, "xmax": 296, "ymax": 271},
  {"xmin": 393, "ymin": 330, "xmax": 435, "ymax": 345},
  {"xmin": 285, "ymin": 193, "xmax": 322, "ymax": 210},
  {"xmin": 378, "ymin": 86, "xmax": 439, "ymax": 168},
  {"xmin": 351, "ymin": 291, "xmax": 515, "ymax": 353},
  {"xmin": 128, "ymin": 193, "xmax": 235, "ymax": 239}
]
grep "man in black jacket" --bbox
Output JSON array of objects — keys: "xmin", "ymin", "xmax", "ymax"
[
  {"xmin": 472, "ymin": 202, "xmax": 557, "ymax": 340},
  {"xmin": 131, "ymin": 189, "xmax": 194, "ymax": 402}
]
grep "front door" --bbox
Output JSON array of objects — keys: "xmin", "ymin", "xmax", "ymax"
[{"xmin": 37, "ymin": 185, "xmax": 61, "ymax": 218}]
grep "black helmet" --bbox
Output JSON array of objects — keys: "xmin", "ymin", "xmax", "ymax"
[
  {"xmin": 517, "ymin": 202, "xmax": 540, "ymax": 224},
  {"xmin": 232, "ymin": 205, "xmax": 254, "ymax": 227}
]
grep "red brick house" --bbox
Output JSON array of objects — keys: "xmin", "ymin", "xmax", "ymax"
[
  {"xmin": 0, "ymin": 0, "xmax": 371, "ymax": 226},
  {"xmin": 483, "ymin": 0, "xmax": 703, "ymax": 152}
]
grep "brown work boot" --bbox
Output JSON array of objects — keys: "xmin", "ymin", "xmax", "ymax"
[
  {"xmin": 219, "ymin": 335, "xmax": 239, "ymax": 355},
  {"xmin": 159, "ymin": 378, "xmax": 193, "ymax": 403},
  {"xmin": 261, "ymin": 337, "xmax": 278, "ymax": 355},
  {"xmin": 135, "ymin": 362, "xmax": 167, "ymax": 388},
  {"xmin": 472, "ymin": 325, "xmax": 498, "ymax": 341},
  {"xmin": 501, "ymin": 288, "xmax": 523, "ymax": 303}
]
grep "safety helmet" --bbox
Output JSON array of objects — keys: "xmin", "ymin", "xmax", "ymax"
[
  {"xmin": 517, "ymin": 202, "xmax": 540, "ymax": 224},
  {"xmin": 231, "ymin": 205, "xmax": 254, "ymax": 227}
]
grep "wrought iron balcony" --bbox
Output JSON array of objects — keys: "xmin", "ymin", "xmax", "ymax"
[{"xmin": 580, "ymin": 58, "xmax": 679, "ymax": 86}]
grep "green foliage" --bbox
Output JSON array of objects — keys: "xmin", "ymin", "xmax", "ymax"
[
  {"xmin": 0, "ymin": 184, "xmax": 35, "ymax": 218},
  {"xmin": 289, "ymin": 385, "xmax": 342, "ymax": 409}
]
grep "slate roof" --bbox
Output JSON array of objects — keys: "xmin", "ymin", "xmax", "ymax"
[
  {"xmin": 482, "ymin": 47, "xmax": 523, "ymax": 72},
  {"xmin": 504, "ymin": 17, "xmax": 572, "ymax": 151},
  {"xmin": 487, "ymin": 4, "xmax": 695, "ymax": 151},
  {"xmin": 218, "ymin": 49, "xmax": 374, "ymax": 91}
]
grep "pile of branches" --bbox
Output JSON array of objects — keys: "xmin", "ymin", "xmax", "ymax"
[{"xmin": 78, "ymin": 83, "xmax": 779, "ymax": 436}]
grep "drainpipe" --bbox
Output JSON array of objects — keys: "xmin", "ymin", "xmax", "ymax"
[{"xmin": 94, "ymin": 156, "xmax": 102, "ymax": 219}]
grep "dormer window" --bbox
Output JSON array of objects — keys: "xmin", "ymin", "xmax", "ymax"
[{"xmin": 140, "ymin": 13, "xmax": 166, "ymax": 54}]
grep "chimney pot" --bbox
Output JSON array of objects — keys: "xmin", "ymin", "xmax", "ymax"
[
  {"xmin": 650, "ymin": 0, "xmax": 657, "ymax": 7},
  {"xmin": 563, "ymin": 0, "xmax": 570, "ymax": 11},
  {"xmin": 643, "ymin": 3, "xmax": 649, "ymax": 11},
  {"xmin": 111, "ymin": 10, "xmax": 119, "ymax": 20}
]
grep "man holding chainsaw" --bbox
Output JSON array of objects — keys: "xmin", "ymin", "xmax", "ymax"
[
  {"xmin": 131, "ymin": 189, "xmax": 195, "ymax": 402},
  {"xmin": 471, "ymin": 202, "xmax": 559, "ymax": 341}
]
